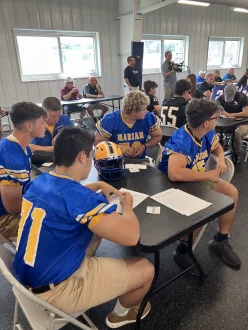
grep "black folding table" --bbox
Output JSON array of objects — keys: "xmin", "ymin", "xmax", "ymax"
[{"xmin": 33, "ymin": 161, "xmax": 234, "ymax": 329}]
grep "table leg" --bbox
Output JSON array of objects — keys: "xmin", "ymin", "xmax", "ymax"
[
  {"xmin": 231, "ymin": 126, "xmax": 238, "ymax": 163},
  {"xmin": 219, "ymin": 128, "xmax": 224, "ymax": 147},
  {"xmin": 135, "ymin": 251, "xmax": 160, "ymax": 329},
  {"xmin": 187, "ymin": 232, "xmax": 205, "ymax": 285}
]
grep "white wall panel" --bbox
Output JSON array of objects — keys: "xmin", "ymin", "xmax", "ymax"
[
  {"xmin": 142, "ymin": 3, "xmax": 248, "ymax": 103},
  {"xmin": 0, "ymin": 0, "xmax": 120, "ymax": 107}
]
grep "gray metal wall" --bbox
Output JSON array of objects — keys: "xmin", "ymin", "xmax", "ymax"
[
  {"xmin": 142, "ymin": 3, "xmax": 248, "ymax": 102},
  {"xmin": 0, "ymin": 0, "xmax": 120, "ymax": 107}
]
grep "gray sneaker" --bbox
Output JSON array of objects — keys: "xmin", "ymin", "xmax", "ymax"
[
  {"xmin": 173, "ymin": 249, "xmax": 201, "ymax": 277},
  {"xmin": 208, "ymin": 238, "xmax": 241, "ymax": 268}
]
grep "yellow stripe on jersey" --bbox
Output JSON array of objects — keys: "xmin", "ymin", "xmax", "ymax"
[
  {"xmin": 0, "ymin": 180, "xmax": 20, "ymax": 187},
  {"xmin": 79, "ymin": 203, "xmax": 107, "ymax": 223},
  {"xmin": 16, "ymin": 198, "xmax": 33, "ymax": 251},
  {"xmin": 88, "ymin": 213, "xmax": 104, "ymax": 229},
  {"xmin": 96, "ymin": 121, "xmax": 112, "ymax": 138},
  {"xmin": 210, "ymin": 134, "xmax": 219, "ymax": 151},
  {"xmin": 184, "ymin": 124, "xmax": 202, "ymax": 147},
  {"xmin": 149, "ymin": 116, "xmax": 159, "ymax": 133},
  {"xmin": 49, "ymin": 171, "xmax": 74, "ymax": 181},
  {"xmin": 9, "ymin": 172, "xmax": 29, "ymax": 180},
  {"xmin": 24, "ymin": 207, "xmax": 46, "ymax": 267}
]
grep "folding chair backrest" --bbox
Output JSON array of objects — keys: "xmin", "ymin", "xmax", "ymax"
[
  {"xmin": 205, "ymin": 154, "xmax": 234, "ymax": 182},
  {"xmin": 160, "ymin": 125, "xmax": 178, "ymax": 147},
  {"xmin": 0, "ymin": 245, "xmax": 95, "ymax": 330},
  {"xmin": 145, "ymin": 144, "xmax": 162, "ymax": 166}
]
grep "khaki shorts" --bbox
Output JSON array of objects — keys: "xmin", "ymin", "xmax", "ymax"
[
  {"xmin": 0, "ymin": 213, "xmax": 20, "ymax": 239},
  {"xmin": 199, "ymin": 181, "xmax": 215, "ymax": 190},
  {"xmin": 38, "ymin": 237, "xmax": 128, "ymax": 314}
]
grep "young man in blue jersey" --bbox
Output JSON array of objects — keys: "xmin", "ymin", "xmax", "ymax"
[
  {"xmin": 29, "ymin": 97, "xmax": 73, "ymax": 152},
  {"xmin": 0, "ymin": 102, "xmax": 47, "ymax": 239},
  {"xmin": 95, "ymin": 91, "xmax": 162, "ymax": 158},
  {"xmin": 14, "ymin": 127, "xmax": 154, "ymax": 328},
  {"xmin": 158, "ymin": 99, "xmax": 240, "ymax": 272}
]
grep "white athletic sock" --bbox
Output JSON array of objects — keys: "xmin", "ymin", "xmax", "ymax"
[{"xmin": 113, "ymin": 299, "xmax": 130, "ymax": 316}]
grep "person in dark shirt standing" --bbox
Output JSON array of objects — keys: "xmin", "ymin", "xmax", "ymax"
[
  {"xmin": 162, "ymin": 79, "xmax": 191, "ymax": 128},
  {"xmin": 237, "ymin": 68, "xmax": 248, "ymax": 89},
  {"xmin": 144, "ymin": 80, "xmax": 161, "ymax": 116},
  {"xmin": 217, "ymin": 84, "xmax": 248, "ymax": 161},
  {"xmin": 214, "ymin": 69, "xmax": 223, "ymax": 84},
  {"xmin": 124, "ymin": 56, "xmax": 139, "ymax": 95},
  {"xmin": 197, "ymin": 73, "xmax": 215, "ymax": 99}
]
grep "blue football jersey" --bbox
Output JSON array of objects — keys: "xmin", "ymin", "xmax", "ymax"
[
  {"xmin": 0, "ymin": 135, "xmax": 32, "ymax": 216},
  {"xmin": 158, "ymin": 124, "xmax": 219, "ymax": 173},
  {"xmin": 13, "ymin": 171, "xmax": 117, "ymax": 288},
  {"xmin": 96, "ymin": 110, "xmax": 159, "ymax": 158},
  {"xmin": 31, "ymin": 114, "xmax": 74, "ymax": 146}
]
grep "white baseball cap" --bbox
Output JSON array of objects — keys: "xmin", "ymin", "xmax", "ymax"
[
  {"xmin": 65, "ymin": 77, "xmax": 73, "ymax": 83},
  {"xmin": 199, "ymin": 70, "xmax": 206, "ymax": 75}
]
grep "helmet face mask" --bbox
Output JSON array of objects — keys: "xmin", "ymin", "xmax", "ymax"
[{"xmin": 94, "ymin": 142, "xmax": 125, "ymax": 181}]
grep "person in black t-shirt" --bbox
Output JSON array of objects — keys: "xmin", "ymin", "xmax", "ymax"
[
  {"xmin": 197, "ymin": 73, "xmax": 215, "ymax": 99},
  {"xmin": 124, "ymin": 56, "xmax": 139, "ymax": 95},
  {"xmin": 162, "ymin": 79, "xmax": 191, "ymax": 128},
  {"xmin": 214, "ymin": 69, "xmax": 223, "ymax": 84},
  {"xmin": 237, "ymin": 68, "xmax": 248, "ymax": 89},
  {"xmin": 144, "ymin": 80, "xmax": 161, "ymax": 116},
  {"xmin": 217, "ymin": 84, "xmax": 248, "ymax": 160},
  {"xmin": 186, "ymin": 74, "xmax": 204, "ymax": 99}
]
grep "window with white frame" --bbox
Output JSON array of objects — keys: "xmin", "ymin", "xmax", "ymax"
[
  {"xmin": 207, "ymin": 37, "xmax": 244, "ymax": 70},
  {"xmin": 142, "ymin": 36, "xmax": 188, "ymax": 73},
  {"xmin": 14, "ymin": 29, "xmax": 101, "ymax": 82}
]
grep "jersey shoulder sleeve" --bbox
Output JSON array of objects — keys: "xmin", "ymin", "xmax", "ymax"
[
  {"xmin": 145, "ymin": 111, "xmax": 159, "ymax": 133},
  {"xmin": 206, "ymin": 130, "xmax": 219, "ymax": 151},
  {"xmin": 96, "ymin": 111, "xmax": 118, "ymax": 138},
  {"xmin": 0, "ymin": 141, "xmax": 30, "ymax": 187},
  {"xmin": 153, "ymin": 96, "xmax": 159, "ymax": 106},
  {"xmin": 65, "ymin": 185, "xmax": 117, "ymax": 229},
  {"xmin": 164, "ymin": 128, "xmax": 192, "ymax": 164},
  {"xmin": 61, "ymin": 114, "xmax": 74, "ymax": 126}
]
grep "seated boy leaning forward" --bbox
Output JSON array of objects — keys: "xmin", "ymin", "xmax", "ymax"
[
  {"xmin": 29, "ymin": 97, "xmax": 74, "ymax": 153},
  {"xmin": 158, "ymin": 99, "xmax": 240, "ymax": 273},
  {"xmin": 0, "ymin": 102, "xmax": 47, "ymax": 239},
  {"xmin": 95, "ymin": 91, "xmax": 162, "ymax": 158},
  {"xmin": 14, "ymin": 127, "xmax": 154, "ymax": 328},
  {"xmin": 143, "ymin": 80, "xmax": 161, "ymax": 117}
]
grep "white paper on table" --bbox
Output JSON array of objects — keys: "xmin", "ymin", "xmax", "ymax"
[
  {"xmin": 110, "ymin": 188, "xmax": 149, "ymax": 214},
  {"xmin": 135, "ymin": 164, "xmax": 147, "ymax": 169},
  {"xmin": 125, "ymin": 164, "xmax": 147, "ymax": 170},
  {"xmin": 146, "ymin": 206, "xmax": 161, "ymax": 214},
  {"xmin": 41, "ymin": 162, "xmax": 53, "ymax": 167},
  {"xmin": 129, "ymin": 168, "xmax": 140, "ymax": 173},
  {"xmin": 150, "ymin": 188, "xmax": 212, "ymax": 216}
]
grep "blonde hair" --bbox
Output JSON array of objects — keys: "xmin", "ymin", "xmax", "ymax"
[{"xmin": 122, "ymin": 91, "xmax": 149, "ymax": 114}]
